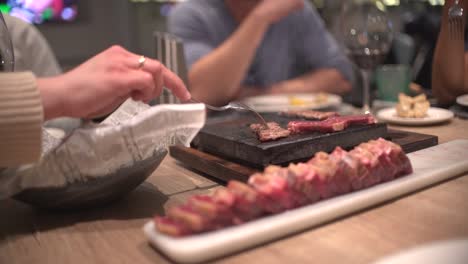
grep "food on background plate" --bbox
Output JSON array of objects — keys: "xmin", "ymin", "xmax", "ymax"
[
  {"xmin": 280, "ymin": 110, "xmax": 339, "ymax": 120},
  {"xmin": 154, "ymin": 138, "xmax": 413, "ymax": 237},
  {"xmin": 288, "ymin": 114, "xmax": 376, "ymax": 134},
  {"xmin": 396, "ymin": 93, "xmax": 430, "ymax": 118},
  {"xmin": 288, "ymin": 93, "xmax": 329, "ymax": 106},
  {"xmin": 250, "ymin": 122, "xmax": 291, "ymax": 142},
  {"xmin": 456, "ymin": 94, "xmax": 468, "ymax": 107}
]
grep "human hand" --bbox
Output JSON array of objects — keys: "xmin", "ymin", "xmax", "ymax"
[
  {"xmin": 252, "ymin": 0, "xmax": 304, "ymax": 25},
  {"xmin": 38, "ymin": 45, "xmax": 190, "ymax": 120}
]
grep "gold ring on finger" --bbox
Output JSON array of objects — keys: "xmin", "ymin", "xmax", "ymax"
[{"xmin": 138, "ymin": 55, "xmax": 146, "ymax": 69}]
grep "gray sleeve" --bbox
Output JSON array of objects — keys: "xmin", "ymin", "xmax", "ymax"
[
  {"xmin": 4, "ymin": 14, "xmax": 61, "ymax": 77},
  {"xmin": 24, "ymin": 26, "xmax": 62, "ymax": 77},
  {"xmin": 295, "ymin": 2, "xmax": 354, "ymax": 82},
  {"xmin": 168, "ymin": 4, "xmax": 215, "ymax": 69}
]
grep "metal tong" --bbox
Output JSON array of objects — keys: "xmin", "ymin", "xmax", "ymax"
[{"xmin": 189, "ymin": 98, "xmax": 268, "ymax": 128}]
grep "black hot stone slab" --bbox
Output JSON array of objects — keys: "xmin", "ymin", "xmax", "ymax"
[{"xmin": 193, "ymin": 112, "xmax": 388, "ymax": 168}]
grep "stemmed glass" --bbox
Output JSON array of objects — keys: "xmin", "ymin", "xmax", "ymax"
[
  {"xmin": 0, "ymin": 12, "xmax": 15, "ymax": 72},
  {"xmin": 340, "ymin": 0, "xmax": 393, "ymax": 114}
]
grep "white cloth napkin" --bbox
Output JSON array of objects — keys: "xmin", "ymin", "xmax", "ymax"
[{"xmin": 0, "ymin": 100, "xmax": 206, "ymax": 199}]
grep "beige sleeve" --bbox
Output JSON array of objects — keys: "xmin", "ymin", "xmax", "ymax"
[{"xmin": 0, "ymin": 72, "xmax": 43, "ymax": 167}]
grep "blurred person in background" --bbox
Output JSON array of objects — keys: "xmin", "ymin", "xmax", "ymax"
[
  {"xmin": 401, "ymin": 3, "xmax": 443, "ymax": 94},
  {"xmin": 169, "ymin": 0, "xmax": 353, "ymax": 106},
  {"xmin": 432, "ymin": 0, "xmax": 468, "ymax": 105}
]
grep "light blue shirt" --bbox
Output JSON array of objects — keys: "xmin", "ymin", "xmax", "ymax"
[{"xmin": 168, "ymin": 0, "xmax": 353, "ymax": 87}]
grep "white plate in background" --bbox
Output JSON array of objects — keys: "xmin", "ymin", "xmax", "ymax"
[
  {"xmin": 373, "ymin": 239, "xmax": 468, "ymax": 264},
  {"xmin": 377, "ymin": 107, "xmax": 454, "ymax": 125},
  {"xmin": 242, "ymin": 93, "xmax": 342, "ymax": 113},
  {"xmin": 456, "ymin": 94, "xmax": 468, "ymax": 107}
]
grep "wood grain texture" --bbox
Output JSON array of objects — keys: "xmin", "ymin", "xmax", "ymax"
[{"xmin": 1, "ymin": 118, "xmax": 467, "ymax": 264}]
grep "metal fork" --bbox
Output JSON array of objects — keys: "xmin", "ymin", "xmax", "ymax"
[
  {"xmin": 189, "ymin": 98, "xmax": 268, "ymax": 128},
  {"xmin": 448, "ymin": 0, "xmax": 464, "ymax": 40}
]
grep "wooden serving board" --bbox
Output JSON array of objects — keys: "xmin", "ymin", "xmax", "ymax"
[{"xmin": 170, "ymin": 129, "xmax": 438, "ymax": 183}]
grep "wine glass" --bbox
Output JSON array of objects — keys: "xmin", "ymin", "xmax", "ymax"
[
  {"xmin": 340, "ymin": 0, "xmax": 393, "ymax": 114},
  {"xmin": 0, "ymin": 12, "xmax": 15, "ymax": 72}
]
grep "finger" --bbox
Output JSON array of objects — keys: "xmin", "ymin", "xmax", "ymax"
[
  {"xmin": 295, "ymin": 0, "xmax": 305, "ymax": 9},
  {"xmin": 161, "ymin": 66, "xmax": 191, "ymax": 101},
  {"xmin": 153, "ymin": 65, "xmax": 164, "ymax": 99},
  {"xmin": 124, "ymin": 70, "xmax": 156, "ymax": 103},
  {"xmin": 137, "ymin": 58, "xmax": 164, "ymax": 99},
  {"xmin": 124, "ymin": 55, "xmax": 190, "ymax": 101}
]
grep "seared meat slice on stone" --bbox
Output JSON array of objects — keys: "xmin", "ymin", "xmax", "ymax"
[
  {"xmin": 288, "ymin": 114, "xmax": 376, "ymax": 134},
  {"xmin": 250, "ymin": 122, "xmax": 291, "ymax": 142}
]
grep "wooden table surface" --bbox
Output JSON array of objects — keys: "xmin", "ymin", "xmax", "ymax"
[{"xmin": 1, "ymin": 118, "xmax": 468, "ymax": 264}]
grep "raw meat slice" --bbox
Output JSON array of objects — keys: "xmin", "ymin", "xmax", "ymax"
[{"xmin": 154, "ymin": 138, "xmax": 413, "ymax": 237}]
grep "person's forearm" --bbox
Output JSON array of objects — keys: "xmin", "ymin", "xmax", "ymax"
[
  {"xmin": 36, "ymin": 77, "xmax": 65, "ymax": 120},
  {"xmin": 189, "ymin": 12, "xmax": 270, "ymax": 105},
  {"xmin": 432, "ymin": 0, "xmax": 467, "ymax": 104},
  {"xmin": 267, "ymin": 69, "xmax": 351, "ymax": 95}
]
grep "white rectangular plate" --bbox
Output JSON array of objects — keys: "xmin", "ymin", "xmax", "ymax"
[{"xmin": 143, "ymin": 140, "xmax": 468, "ymax": 264}]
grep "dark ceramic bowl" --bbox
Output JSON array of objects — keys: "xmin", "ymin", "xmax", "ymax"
[{"xmin": 14, "ymin": 150, "xmax": 167, "ymax": 210}]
